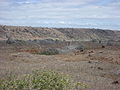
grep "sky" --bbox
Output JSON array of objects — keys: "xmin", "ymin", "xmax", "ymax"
[{"xmin": 0, "ymin": 0, "xmax": 120, "ymax": 30}]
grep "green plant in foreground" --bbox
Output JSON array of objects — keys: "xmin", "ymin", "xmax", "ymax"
[
  {"xmin": 31, "ymin": 70, "xmax": 72, "ymax": 90},
  {"xmin": 0, "ymin": 70, "xmax": 72, "ymax": 90},
  {"xmin": 0, "ymin": 70, "xmax": 88, "ymax": 90}
]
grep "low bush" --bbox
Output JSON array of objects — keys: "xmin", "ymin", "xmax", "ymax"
[
  {"xmin": 38, "ymin": 48, "xmax": 59, "ymax": 55},
  {"xmin": 0, "ymin": 70, "xmax": 72, "ymax": 90},
  {"xmin": 75, "ymin": 45, "xmax": 85, "ymax": 51}
]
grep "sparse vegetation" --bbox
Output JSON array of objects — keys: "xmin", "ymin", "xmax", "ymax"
[
  {"xmin": 106, "ymin": 40, "xmax": 113, "ymax": 46},
  {"xmin": 6, "ymin": 36, "xmax": 15, "ymax": 44},
  {"xmin": 75, "ymin": 45, "xmax": 85, "ymax": 51},
  {"xmin": 1, "ymin": 25, "xmax": 120, "ymax": 90},
  {"xmin": 36, "ymin": 48, "xmax": 59, "ymax": 55},
  {"xmin": 91, "ymin": 39, "xmax": 97, "ymax": 42}
]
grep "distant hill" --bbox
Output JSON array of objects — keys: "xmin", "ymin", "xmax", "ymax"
[{"xmin": 0, "ymin": 25, "xmax": 120, "ymax": 41}]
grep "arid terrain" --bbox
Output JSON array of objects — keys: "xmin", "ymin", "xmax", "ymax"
[{"xmin": 0, "ymin": 25, "xmax": 120, "ymax": 90}]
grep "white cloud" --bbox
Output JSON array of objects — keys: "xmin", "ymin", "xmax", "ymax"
[
  {"xmin": 59, "ymin": 21, "xmax": 65, "ymax": 24},
  {"xmin": 0, "ymin": 0, "xmax": 120, "ymax": 30},
  {"xmin": 0, "ymin": 1, "xmax": 120, "ymax": 20},
  {"xmin": 108, "ymin": 1, "xmax": 120, "ymax": 6}
]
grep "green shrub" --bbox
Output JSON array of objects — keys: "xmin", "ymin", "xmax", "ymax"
[
  {"xmin": 38, "ymin": 48, "xmax": 59, "ymax": 55},
  {"xmin": 75, "ymin": 45, "xmax": 85, "ymax": 51},
  {"xmin": 0, "ymin": 70, "xmax": 72, "ymax": 90}
]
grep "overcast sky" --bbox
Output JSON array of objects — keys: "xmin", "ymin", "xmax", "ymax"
[{"xmin": 0, "ymin": 0, "xmax": 120, "ymax": 30}]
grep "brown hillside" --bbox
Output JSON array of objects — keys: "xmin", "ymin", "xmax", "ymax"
[{"xmin": 0, "ymin": 25, "xmax": 120, "ymax": 41}]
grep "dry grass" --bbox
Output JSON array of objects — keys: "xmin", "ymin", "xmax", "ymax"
[{"xmin": 0, "ymin": 45, "xmax": 120, "ymax": 90}]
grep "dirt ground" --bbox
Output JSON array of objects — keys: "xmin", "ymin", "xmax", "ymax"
[{"xmin": 0, "ymin": 46, "xmax": 120, "ymax": 90}]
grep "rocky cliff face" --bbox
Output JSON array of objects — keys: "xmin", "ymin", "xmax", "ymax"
[{"xmin": 0, "ymin": 25, "xmax": 120, "ymax": 41}]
